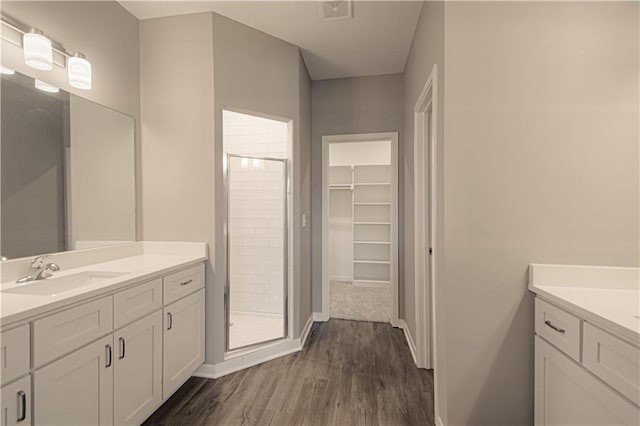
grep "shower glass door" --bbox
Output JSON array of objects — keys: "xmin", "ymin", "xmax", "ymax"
[{"xmin": 226, "ymin": 154, "xmax": 288, "ymax": 351}]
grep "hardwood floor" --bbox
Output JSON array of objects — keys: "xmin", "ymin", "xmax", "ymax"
[{"xmin": 144, "ymin": 319, "xmax": 434, "ymax": 426}]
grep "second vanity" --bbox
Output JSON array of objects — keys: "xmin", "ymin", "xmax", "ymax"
[
  {"xmin": 0, "ymin": 242, "xmax": 207, "ymax": 426},
  {"xmin": 529, "ymin": 264, "xmax": 640, "ymax": 426}
]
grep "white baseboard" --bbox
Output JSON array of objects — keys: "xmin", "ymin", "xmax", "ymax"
[
  {"xmin": 195, "ymin": 316, "xmax": 314, "ymax": 380},
  {"xmin": 436, "ymin": 416, "xmax": 444, "ymax": 426},
  {"xmin": 395, "ymin": 319, "xmax": 418, "ymax": 367},
  {"xmin": 300, "ymin": 315, "xmax": 313, "ymax": 347},
  {"xmin": 313, "ymin": 311, "xmax": 329, "ymax": 322}
]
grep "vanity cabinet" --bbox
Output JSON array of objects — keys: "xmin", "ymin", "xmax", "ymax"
[
  {"xmin": 534, "ymin": 297, "xmax": 640, "ymax": 425},
  {"xmin": 1, "ymin": 262, "xmax": 205, "ymax": 426},
  {"xmin": 1, "ymin": 375, "xmax": 30, "ymax": 426}
]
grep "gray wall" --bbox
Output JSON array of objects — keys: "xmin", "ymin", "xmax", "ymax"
[
  {"xmin": 402, "ymin": 1, "xmax": 446, "ymax": 421},
  {"xmin": 441, "ymin": 1, "xmax": 639, "ymax": 424},
  {"xmin": 140, "ymin": 12, "xmax": 312, "ymax": 364},
  {"xmin": 1, "ymin": 79, "xmax": 67, "ymax": 259},
  {"xmin": 311, "ymin": 74, "xmax": 404, "ymax": 313}
]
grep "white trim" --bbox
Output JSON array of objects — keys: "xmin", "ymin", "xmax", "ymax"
[
  {"xmin": 299, "ymin": 315, "xmax": 314, "ymax": 347},
  {"xmin": 313, "ymin": 312, "xmax": 329, "ymax": 322},
  {"xmin": 394, "ymin": 319, "xmax": 418, "ymax": 366},
  {"xmin": 321, "ymin": 132, "xmax": 399, "ymax": 325},
  {"xmin": 195, "ymin": 317, "xmax": 314, "ymax": 380},
  {"xmin": 413, "ymin": 64, "xmax": 441, "ymax": 422}
]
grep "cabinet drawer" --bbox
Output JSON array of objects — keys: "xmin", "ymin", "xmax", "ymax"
[
  {"xmin": 163, "ymin": 264, "xmax": 204, "ymax": 305},
  {"xmin": 0, "ymin": 325, "xmax": 30, "ymax": 386},
  {"xmin": 583, "ymin": 323, "xmax": 640, "ymax": 406},
  {"xmin": 535, "ymin": 298, "xmax": 581, "ymax": 362},
  {"xmin": 33, "ymin": 296, "xmax": 113, "ymax": 368},
  {"xmin": 114, "ymin": 278, "xmax": 162, "ymax": 329}
]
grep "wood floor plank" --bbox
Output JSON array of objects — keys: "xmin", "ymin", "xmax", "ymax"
[{"xmin": 144, "ymin": 319, "xmax": 434, "ymax": 426}]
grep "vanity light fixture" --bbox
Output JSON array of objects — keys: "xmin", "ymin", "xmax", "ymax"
[
  {"xmin": 67, "ymin": 52, "xmax": 91, "ymax": 90},
  {"xmin": 0, "ymin": 65, "xmax": 15, "ymax": 75},
  {"xmin": 23, "ymin": 28, "xmax": 53, "ymax": 71},
  {"xmin": 34, "ymin": 79, "xmax": 59, "ymax": 93}
]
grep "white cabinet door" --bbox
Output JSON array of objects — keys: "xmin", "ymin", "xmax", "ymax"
[
  {"xmin": 114, "ymin": 311, "xmax": 163, "ymax": 426},
  {"xmin": 535, "ymin": 336, "xmax": 639, "ymax": 426},
  {"xmin": 163, "ymin": 289, "xmax": 205, "ymax": 399},
  {"xmin": 34, "ymin": 335, "xmax": 114, "ymax": 426},
  {"xmin": 1, "ymin": 375, "xmax": 30, "ymax": 426}
]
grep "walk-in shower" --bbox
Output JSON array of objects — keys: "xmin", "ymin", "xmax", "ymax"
[{"xmin": 223, "ymin": 110, "xmax": 290, "ymax": 352}]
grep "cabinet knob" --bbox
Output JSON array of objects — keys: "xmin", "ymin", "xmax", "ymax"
[
  {"xmin": 119, "ymin": 337, "xmax": 126, "ymax": 359},
  {"xmin": 167, "ymin": 312, "xmax": 173, "ymax": 330},
  {"xmin": 544, "ymin": 320, "xmax": 565, "ymax": 334},
  {"xmin": 105, "ymin": 344, "xmax": 113, "ymax": 368}
]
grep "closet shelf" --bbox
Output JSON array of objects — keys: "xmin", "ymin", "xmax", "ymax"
[
  {"xmin": 354, "ymin": 260, "xmax": 391, "ymax": 265},
  {"xmin": 353, "ymin": 222, "xmax": 391, "ymax": 225},
  {"xmin": 329, "ymin": 184, "xmax": 352, "ymax": 190},
  {"xmin": 353, "ymin": 279, "xmax": 391, "ymax": 285},
  {"xmin": 354, "ymin": 241, "xmax": 391, "ymax": 245},
  {"xmin": 353, "ymin": 202, "xmax": 391, "ymax": 206},
  {"xmin": 353, "ymin": 182, "xmax": 391, "ymax": 186}
]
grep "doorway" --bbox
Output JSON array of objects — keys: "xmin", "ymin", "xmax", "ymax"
[{"xmin": 321, "ymin": 133, "xmax": 399, "ymax": 324}]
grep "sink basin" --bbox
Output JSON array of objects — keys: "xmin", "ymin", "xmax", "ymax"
[{"xmin": 2, "ymin": 271, "xmax": 127, "ymax": 296}]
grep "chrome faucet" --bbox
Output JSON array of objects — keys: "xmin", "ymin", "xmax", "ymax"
[{"xmin": 16, "ymin": 255, "xmax": 61, "ymax": 283}]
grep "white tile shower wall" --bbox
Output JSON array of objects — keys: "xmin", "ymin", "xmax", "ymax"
[{"xmin": 224, "ymin": 111, "xmax": 288, "ymax": 314}]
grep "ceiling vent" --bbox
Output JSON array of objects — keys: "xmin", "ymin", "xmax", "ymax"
[{"xmin": 318, "ymin": 0, "xmax": 352, "ymax": 21}]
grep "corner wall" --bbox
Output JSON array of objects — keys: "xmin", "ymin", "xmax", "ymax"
[
  {"xmin": 402, "ymin": 1, "xmax": 446, "ymax": 422},
  {"xmin": 442, "ymin": 2, "xmax": 639, "ymax": 424},
  {"xmin": 140, "ymin": 12, "xmax": 312, "ymax": 364}
]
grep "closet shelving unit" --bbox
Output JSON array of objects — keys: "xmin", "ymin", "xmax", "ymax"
[{"xmin": 329, "ymin": 164, "xmax": 392, "ymax": 288}]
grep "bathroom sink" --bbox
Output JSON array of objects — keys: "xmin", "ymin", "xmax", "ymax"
[{"xmin": 2, "ymin": 271, "xmax": 127, "ymax": 296}]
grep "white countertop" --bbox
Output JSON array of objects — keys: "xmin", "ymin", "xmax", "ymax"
[
  {"xmin": 0, "ymin": 242, "xmax": 207, "ymax": 327},
  {"xmin": 529, "ymin": 264, "xmax": 640, "ymax": 344}
]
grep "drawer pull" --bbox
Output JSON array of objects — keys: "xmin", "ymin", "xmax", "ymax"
[
  {"xmin": 544, "ymin": 320, "xmax": 565, "ymax": 334},
  {"xmin": 167, "ymin": 312, "xmax": 173, "ymax": 330},
  {"xmin": 180, "ymin": 279, "xmax": 193, "ymax": 286},
  {"xmin": 17, "ymin": 390, "xmax": 26, "ymax": 422},
  {"xmin": 119, "ymin": 337, "xmax": 125, "ymax": 360},
  {"xmin": 105, "ymin": 344, "xmax": 112, "ymax": 368}
]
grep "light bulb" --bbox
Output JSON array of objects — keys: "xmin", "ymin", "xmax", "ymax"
[
  {"xmin": 35, "ymin": 79, "xmax": 59, "ymax": 93},
  {"xmin": 68, "ymin": 53, "xmax": 91, "ymax": 90},
  {"xmin": 23, "ymin": 28, "xmax": 52, "ymax": 71}
]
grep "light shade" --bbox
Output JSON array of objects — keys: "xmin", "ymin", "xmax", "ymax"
[
  {"xmin": 23, "ymin": 29, "xmax": 52, "ymax": 71},
  {"xmin": 35, "ymin": 79, "xmax": 59, "ymax": 93},
  {"xmin": 68, "ymin": 53, "xmax": 91, "ymax": 90}
]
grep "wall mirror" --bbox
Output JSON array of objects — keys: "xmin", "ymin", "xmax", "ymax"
[{"xmin": 1, "ymin": 70, "xmax": 135, "ymax": 260}]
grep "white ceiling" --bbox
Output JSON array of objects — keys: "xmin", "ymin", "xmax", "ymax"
[{"xmin": 119, "ymin": 1, "xmax": 423, "ymax": 80}]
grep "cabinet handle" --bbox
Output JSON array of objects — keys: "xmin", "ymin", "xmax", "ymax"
[
  {"xmin": 167, "ymin": 312, "xmax": 173, "ymax": 330},
  {"xmin": 544, "ymin": 320, "xmax": 565, "ymax": 334},
  {"xmin": 105, "ymin": 344, "xmax": 112, "ymax": 368},
  {"xmin": 16, "ymin": 390, "xmax": 26, "ymax": 422},
  {"xmin": 180, "ymin": 279, "xmax": 193, "ymax": 286},
  {"xmin": 119, "ymin": 337, "xmax": 126, "ymax": 359}
]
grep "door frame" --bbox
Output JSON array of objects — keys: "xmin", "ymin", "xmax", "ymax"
[
  {"xmin": 413, "ymin": 65, "xmax": 438, "ymax": 373},
  {"xmin": 321, "ymin": 132, "xmax": 399, "ymax": 324}
]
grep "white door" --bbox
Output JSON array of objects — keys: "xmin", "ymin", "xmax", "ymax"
[
  {"xmin": 1, "ymin": 375, "xmax": 30, "ymax": 426},
  {"xmin": 163, "ymin": 289, "xmax": 205, "ymax": 399},
  {"xmin": 535, "ymin": 336, "xmax": 639, "ymax": 425},
  {"xmin": 34, "ymin": 335, "xmax": 114, "ymax": 426},
  {"xmin": 114, "ymin": 311, "xmax": 163, "ymax": 426}
]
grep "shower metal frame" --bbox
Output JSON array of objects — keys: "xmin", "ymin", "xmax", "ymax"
[{"xmin": 224, "ymin": 153, "xmax": 289, "ymax": 353}]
